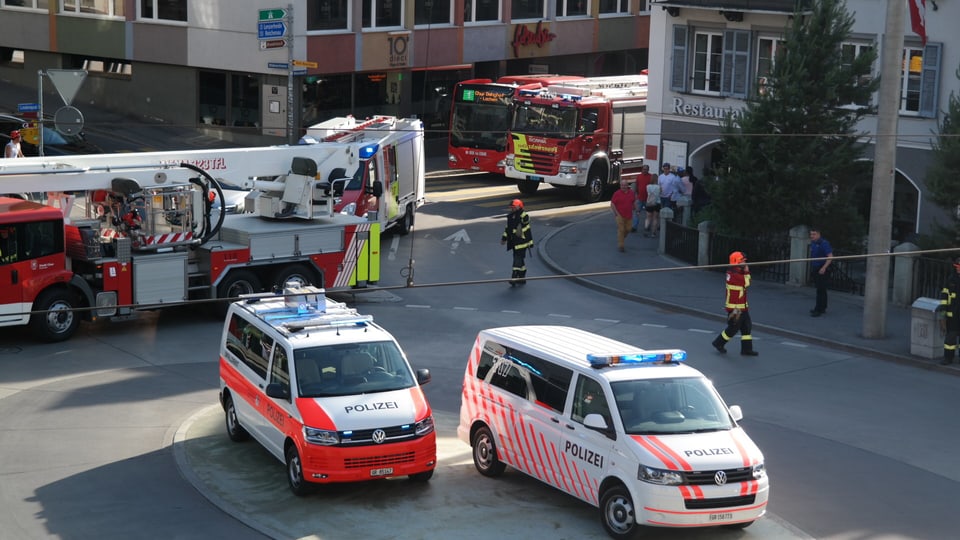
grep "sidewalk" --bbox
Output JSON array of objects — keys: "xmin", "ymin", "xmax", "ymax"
[{"xmin": 537, "ymin": 211, "xmax": 956, "ymax": 372}]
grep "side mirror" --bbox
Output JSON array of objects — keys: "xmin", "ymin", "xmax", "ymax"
[
  {"xmin": 584, "ymin": 413, "xmax": 616, "ymax": 440},
  {"xmin": 369, "ymin": 179, "xmax": 384, "ymax": 197},
  {"xmin": 728, "ymin": 405, "xmax": 743, "ymax": 422},
  {"xmin": 416, "ymin": 368, "xmax": 432, "ymax": 385},
  {"xmin": 265, "ymin": 382, "xmax": 291, "ymax": 401}
]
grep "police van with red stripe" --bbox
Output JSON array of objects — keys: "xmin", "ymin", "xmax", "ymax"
[
  {"xmin": 457, "ymin": 326, "xmax": 768, "ymax": 538},
  {"xmin": 219, "ymin": 285, "xmax": 436, "ymax": 495}
]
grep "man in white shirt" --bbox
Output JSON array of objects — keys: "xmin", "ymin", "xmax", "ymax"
[
  {"xmin": 4, "ymin": 130, "xmax": 24, "ymax": 158},
  {"xmin": 657, "ymin": 162, "xmax": 680, "ymax": 210}
]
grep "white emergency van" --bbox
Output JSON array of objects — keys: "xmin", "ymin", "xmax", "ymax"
[
  {"xmin": 219, "ymin": 285, "xmax": 436, "ymax": 495},
  {"xmin": 457, "ymin": 326, "xmax": 768, "ymax": 539}
]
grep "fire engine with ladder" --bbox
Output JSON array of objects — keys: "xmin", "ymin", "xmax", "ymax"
[
  {"xmin": 0, "ymin": 116, "xmax": 424, "ymax": 342},
  {"xmin": 504, "ymin": 74, "xmax": 648, "ymax": 203}
]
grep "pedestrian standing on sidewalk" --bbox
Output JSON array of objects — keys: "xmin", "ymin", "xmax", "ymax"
[
  {"xmin": 712, "ymin": 251, "xmax": 759, "ymax": 356},
  {"xmin": 938, "ymin": 257, "xmax": 960, "ymax": 365},
  {"xmin": 632, "ymin": 164, "xmax": 653, "ymax": 232},
  {"xmin": 610, "ymin": 180, "xmax": 634, "ymax": 253},
  {"xmin": 501, "ymin": 199, "xmax": 533, "ymax": 286},
  {"xmin": 809, "ymin": 228, "xmax": 833, "ymax": 317},
  {"xmin": 4, "ymin": 130, "xmax": 24, "ymax": 158},
  {"xmin": 658, "ymin": 163, "xmax": 679, "ymax": 211},
  {"xmin": 644, "ymin": 180, "xmax": 661, "ymax": 238}
]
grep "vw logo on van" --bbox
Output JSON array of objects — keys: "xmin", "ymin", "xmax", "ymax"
[
  {"xmin": 372, "ymin": 429, "xmax": 386, "ymax": 444},
  {"xmin": 714, "ymin": 470, "xmax": 728, "ymax": 485}
]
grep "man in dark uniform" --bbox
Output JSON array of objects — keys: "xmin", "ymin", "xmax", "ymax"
[
  {"xmin": 501, "ymin": 199, "xmax": 533, "ymax": 286},
  {"xmin": 712, "ymin": 251, "xmax": 759, "ymax": 356},
  {"xmin": 938, "ymin": 257, "xmax": 960, "ymax": 365}
]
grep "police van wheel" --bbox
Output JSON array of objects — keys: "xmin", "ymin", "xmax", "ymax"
[
  {"xmin": 600, "ymin": 484, "xmax": 638, "ymax": 539},
  {"xmin": 286, "ymin": 445, "xmax": 314, "ymax": 497},
  {"xmin": 471, "ymin": 426, "xmax": 506, "ymax": 477},
  {"xmin": 223, "ymin": 395, "xmax": 249, "ymax": 442}
]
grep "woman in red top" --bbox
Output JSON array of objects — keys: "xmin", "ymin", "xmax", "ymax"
[{"xmin": 712, "ymin": 251, "xmax": 759, "ymax": 356}]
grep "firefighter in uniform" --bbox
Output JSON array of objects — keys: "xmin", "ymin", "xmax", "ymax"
[
  {"xmin": 712, "ymin": 251, "xmax": 759, "ymax": 356},
  {"xmin": 501, "ymin": 199, "xmax": 533, "ymax": 286},
  {"xmin": 938, "ymin": 257, "xmax": 960, "ymax": 365}
]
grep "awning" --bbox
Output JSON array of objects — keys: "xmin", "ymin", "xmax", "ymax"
[{"xmin": 650, "ymin": 0, "xmax": 812, "ymax": 14}]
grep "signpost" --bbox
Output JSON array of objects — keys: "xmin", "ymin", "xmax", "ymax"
[{"xmin": 257, "ymin": 5, "xmax": 298, "ymax": 143}]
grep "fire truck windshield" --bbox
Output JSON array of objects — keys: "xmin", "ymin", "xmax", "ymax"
[{"xmin": 512, "ymin": 104, "xmax": 579, "ymax": 139}]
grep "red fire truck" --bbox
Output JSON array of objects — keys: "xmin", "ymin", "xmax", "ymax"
[
  {"xmin": 447, "ymin": 74, "xmax": 585, "ymax": 175},
  {"xmin": 504, "ymin": 74, "xmax": 648, "ymax": 203},
  {"xmin": 0, "ymin": 116, "xmax": 423, "ymax": 342}
]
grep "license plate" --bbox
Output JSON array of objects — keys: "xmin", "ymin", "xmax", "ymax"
[
  {"xmin": 526, "ymin": 175, "xmax": 543, "ymax": 182},
  {"xmin": 370, "ymin": 467, "xmax": 394, "ymax": 477},
  {"xmin": 708, "ymin": 512, "xmax": 734, "ymax": 522}
]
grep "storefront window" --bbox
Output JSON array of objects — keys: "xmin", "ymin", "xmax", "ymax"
[
  {"xmin": 302, "ymin": 74, "xmax": 353, "ymax": 125},
  {"xmin": 199, "ymin": 72, "xmax": 227, "ymax": 126},
  {"xmin": 307, "ymin": 0, "xmax": 348, "ymax": 31},
  {"xmin": 231, "ymin": 74, "xmax": 259, "ymax": 128}
]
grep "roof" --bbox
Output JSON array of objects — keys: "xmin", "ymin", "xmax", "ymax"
[
  {"xmin": 233, "ymin": 286, "xmax": 392, "ymax": 346},
  {"xmin": 478, "ymin": 325, "xmax": 700, "ymax": 381}
]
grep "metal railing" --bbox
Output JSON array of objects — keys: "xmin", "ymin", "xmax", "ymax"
[
  {"xmin": 707, "ymin": 232, "xmax": 790, "ymax": 284},
  {"xmin": 913, "ymin": 256, "xmax": 952, "ymax": 301},
  {"xmin": 664, "ymin": 220, "xmax": 698, "ymax": 265}
]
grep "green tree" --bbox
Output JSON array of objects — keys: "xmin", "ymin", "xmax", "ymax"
[
  {"xmin": 924, "ymin": 67, "xmax": 960, "ymax": 246},
  {"xmin": 707, "ymin": 0, "xmax": 878, "ymax": 249}
]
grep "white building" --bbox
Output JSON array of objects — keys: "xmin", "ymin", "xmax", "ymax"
[{"xmin": 646, "ymin": 0, "xmax": 956, "ymax": 240}]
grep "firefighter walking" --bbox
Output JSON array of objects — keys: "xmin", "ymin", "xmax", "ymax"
[
  {"xmin": 938, "ymin": 257, "xmax": 960, "ymax": 365},
  {"xmin": 712, "ymin": 251, "xmax": 759, "ymax": 356},
  {"xmin": 501, "ymin": 199, "xmax": 533, "ymax": 286}
]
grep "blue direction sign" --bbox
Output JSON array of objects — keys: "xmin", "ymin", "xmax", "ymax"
[
  {"xmin": 18, "ymin": 102, "xmax": 40, "ymax": 113},
  {"xmin": 268, "ymin": 62, "xmax": 289, "ymax": 69},
  {"xmin": 258, "ymin": 20, "xmax": 286, "ymax": 40}
]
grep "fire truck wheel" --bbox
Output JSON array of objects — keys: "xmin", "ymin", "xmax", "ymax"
[
  {"xmin": 397, "ymin": 205, "xmax": 414, "ymax": 235},
  {"xmin": 600, "ymin": 484, "xmax": 638, "ymax": 539},
  {"xmin": 217, "ymin": 270, "xmax": 262, "ymax": 302},
  {"xmin": 223, "ymin": 394, "xmax": 249, "ymax": 442},
  {"xmin": 285, "ymin": 444, "xmax": 315, "ymax": 497},
  {"xmin": 517, "ymin": 178, "xmax": 539, "ymax": 195},
  {"xmin": 30, "ymin": 289, "xmax": 80, "ymax": 343},
  {"xmin": 471, "ymin": 426, "xmax": 506, "ymax": 477},
  {"xmin": 271, "ymin": 264, "xmax": 316, "ymax": 290},
  {"xmin": 581, "ymin": 168, "xmax": 606, "ymax": 203}
]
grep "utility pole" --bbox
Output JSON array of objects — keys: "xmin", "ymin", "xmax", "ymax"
[
  {"xmin": 863, "ymin": 0, "xmax": 904, "ymax": 338},
  {"xmin": 286, "ymin": 3, "xmax": 295, "ymax": 145}
]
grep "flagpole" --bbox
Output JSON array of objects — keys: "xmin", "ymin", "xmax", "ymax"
[{"xmin": 863, "ymin": 0, "xmax": 906, "ymax": 338}]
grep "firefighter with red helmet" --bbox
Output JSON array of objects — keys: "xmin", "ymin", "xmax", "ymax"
[
  {"xmin": 501, "ymin": 199, "xmax": 533, "ymax": 286},
  {"xmin": 938, "ymin": 257, "xmax": 960, "ymax": 365},
  {"xmin": 712, "ymin": 251, "xmax": 759, "ymax": 356}
]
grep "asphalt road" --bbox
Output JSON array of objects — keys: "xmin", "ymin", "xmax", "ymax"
[{"xmin": 0, "ymin": 174, "xmax": 956, "ymax": 539}]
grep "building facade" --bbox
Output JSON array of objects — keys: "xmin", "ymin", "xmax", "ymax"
[
  {"xmin": 646, "ymin": 0, "xmax": 958, "ymax": 240},
  {"xmin": 0, "ymin": 0, "xmax": 651, "ymax": 144}
]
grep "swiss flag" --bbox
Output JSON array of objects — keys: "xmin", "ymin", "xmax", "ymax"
[{"xmin": 908, "ymin": 0, "xmax": 927, "ymax": 46}]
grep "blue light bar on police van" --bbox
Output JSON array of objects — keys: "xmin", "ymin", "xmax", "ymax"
[
  {"xmin": 586, "ymin": 349, "xmax": 687, "ymax": 368},
  {"xmin": 359, "ymin": 143, "xmax": 380, "ymax": 159}
]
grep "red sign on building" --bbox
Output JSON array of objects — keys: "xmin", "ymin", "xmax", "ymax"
[{"xmin": 511, "ymin": 21, "xmax": 557, "ymax": 58}]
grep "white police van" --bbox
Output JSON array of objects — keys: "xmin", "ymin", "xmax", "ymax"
[
  {"xmin": 219, "ymin": 285, "xmax": 436, "ymax": 495},
  {"xmin": 457, "ymin": 326, "xmax": 768, "ymax": 538}
]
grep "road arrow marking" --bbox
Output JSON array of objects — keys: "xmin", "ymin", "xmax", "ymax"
[{"xmin": 444, "ymin": 229, "xmax": 471, "ymax": 253}]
